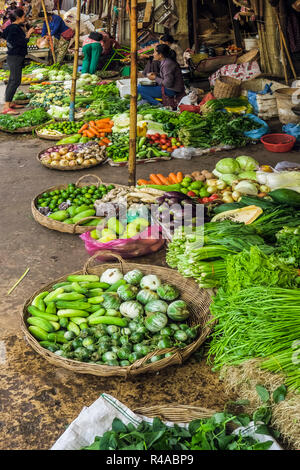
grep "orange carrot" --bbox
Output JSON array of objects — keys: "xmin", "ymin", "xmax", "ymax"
[
  {"xmin": 150, "ymin": 174, "xmax": 162, "ymax": 185},
  {"xmin": 86, "ymin": 129, "xmax": 96, "ymax": 138},
  {"xmin": 168, "ymin": 172, "xmax": 178, "ymax": 184},
  {"xmin": 79, "ymin": 123, "xmax": 88, "ymax": 133},
  {"xmin": 137, "ymin": 179, "xmax": 149, "ymax": 186},
  {"xmin": 157, "ymin": 174, "xmax": 169, "ymax": 185},
  {"xmin": 176, "ymin": 172, "xmax": 183, "ymax": 183},
  {"xmin": 102, "ymin": 137, "xmax": 111, "ymax": 144}
]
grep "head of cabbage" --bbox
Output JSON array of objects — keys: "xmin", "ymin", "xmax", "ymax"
[
  {"xmin": 215, "ymin": 158, "xmax": 241, "ymax": 175},
  {"xmin": 236, "ymin": 156, "xmax": 259, "ymax": 171}
]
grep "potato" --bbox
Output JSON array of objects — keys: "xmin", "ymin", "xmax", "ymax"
[
  {"xmin": 194, "ymin": 174, "xmax": 206, "ymax": 181},
  {"xmin": 58, "ymin": 148, "xmax": 68, "ymax": 156}
]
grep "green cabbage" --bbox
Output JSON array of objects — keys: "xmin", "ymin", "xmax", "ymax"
[
  {"xmin": 236, "ymin": 156, "xmax": 259, "ymax": 171},
  {"xmin": 215, "ymin": 158, "xmax": 241, "ymax": 175},
  {"xmin": 238, "ymin": 171, "xmax": 257, "ymax": 181}
]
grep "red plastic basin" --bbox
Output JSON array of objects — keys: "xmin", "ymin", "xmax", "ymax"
[{"xmin": 260, "ymin": 133, "xmax": 296, "ymax": 153}]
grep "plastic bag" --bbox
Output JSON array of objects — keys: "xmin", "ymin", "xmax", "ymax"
[
  {"xmin": 274, "ymin": 161, "xmax": 300, "ymax": 171},
  {"xmin": 79, "ymin": 225, "xmax": 165, "ymax": 261},
  {"xmin": 283, "ymin": 123, "xmax": 300, "ymax": 142},
  {"xmin": 247, "ymin": 83, "xmax": 273, "ymax": 114},
  {"xmin": 171, "ymin": 147, "xmax": 196, "ymax": 160},
  {"xmin": 243, "ymin": 113, "xmax": 270, "ymax": 139}
]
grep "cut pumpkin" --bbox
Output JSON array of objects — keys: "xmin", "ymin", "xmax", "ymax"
[{"xmin": 211, "ymin": 205, "xmax": 263, "ymax": 225}]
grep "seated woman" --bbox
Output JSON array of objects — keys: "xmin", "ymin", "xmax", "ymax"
[
  {"xmin": 81, "ymin": 32, "xmax": 103, "ymax": 74},
  {"xmin": 137, "ymin": 44, "xmax": 185, "ymax": 108},
  {"xmin": 160, "ymin": 34, "xmax": 185, "ymax": 67}
]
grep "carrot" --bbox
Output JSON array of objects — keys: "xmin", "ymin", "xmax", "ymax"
[
  {"xmin": 82, "ymin": 130, "xmax": 88, "ymax": 137},
  {"xmin": 86, "ymin": 129, "xmax": 96, "ymax": 138},
  {"xmin": 150, "ymin": 174, "xmax": 163, "ymax": 185},
  {"xmin": 168, "ymin": 172, "xmax": 178, "ymax": 184},
  {"xmin": 137, "ymin": 179, "xmax": 149, "ymax": 186},
  {"xmin": 89, "ymin": 121, "xmax": 96, "ymax": 126},
  {"xmin": 176, "ymin": 172, "xmax": 183, "ymax": 183},
  {"xmin": 157, "ymin": 174, "xmax": 169, "ymax": 185},
  {"xmin": 79, "ymin": 123, "xmax": 88, "ymax": 133},
  {"xmin": 89, "ymin": 124, "xmax": 101, "ymax": 135},
  {"xmin": 102, "ymin": 137, "xmax": 111, "ymax": 144}
]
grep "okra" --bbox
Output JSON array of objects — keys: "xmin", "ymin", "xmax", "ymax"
[
  {"xmin": 88, "ymin": 316, "xmax": 128, "ymax": 327},
  {"xmin": 88, "ymin": 296, "xmax": 104, "ymax": 304},
  {"xmin": 46, "ymin": 302, "xmax": 57, "ymax": 314},
  {"xmin": 57, "ymin": 309, "xmax": 89, "ymax": 318},
  {"xmin": 106, "ymin": 279, "xmax": 127, "ymax": 292},
  {"xmin": 32, "ymin": 292, "xmax": 49, "ymax": 312},
  {"xmin": 67, "ymin": 321, "xmax": 80, "ymax": 336},
  {"xmin": 44, "ymin": 287, "xmax": 65, "ymax": 303},
  {"xmin": 55, "ymin": 301, "xmax": 92, "ymax": 310},
  {"xmin": 56, "ymin": 292, "xmax": 85, "ymax": 301},
  {"xmin": 27, "ymin": 316, "xmax": 55, "ymax": 333},
  {"xmin": 67, "ymin": 275, "xmax": 100, "ymax": 283},
  {"xmin": 27, "ymin": 305, "xmax": 58, "ymax": 322},
  {"xmin": 28, "ymin": 325, "xmax": 49, "ymax": 341}
]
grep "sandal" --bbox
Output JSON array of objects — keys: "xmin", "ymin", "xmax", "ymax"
[
  {"xmin": 10, "ymin": 103, "xmax": 25, "ymax": 109},
  {"xmin": 1, "ymin": 108, "xmax": 20, "ymax": 115}
]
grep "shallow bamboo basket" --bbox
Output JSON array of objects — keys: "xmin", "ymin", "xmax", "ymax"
[
  {"xmin": 31, "ymin": 174, "xmax": 126, "ymax": 234},
  {"xmin": 21, "ymin": 252, "xmax": 213, "ymax": 377},
  {"xmin": 0, "ymin": 123, "xmax": 43, "ymax": 133},
  {"xmin": 37, "ymin": 145, "xmax": 108, "ymax": 171}
]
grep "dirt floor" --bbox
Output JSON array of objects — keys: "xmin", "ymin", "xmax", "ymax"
[{"xmin": 0, "ymin": 122, "xmax": 299, "ymax": 450}]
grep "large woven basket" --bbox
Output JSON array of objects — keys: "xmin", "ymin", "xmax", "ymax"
[
  {"xmin": 0, "ymin": 123, "xmax": 43, "ymax": 134},
  {"xmin": 37, "ymin": 146, "xmax": 108, "ymax": 171},
  {"xmin": 237, "ymin": 48, "xmax": 260, "ymax": 64},
  {"xmin": 31, "ymin": 174, "xmax": 126, "ymax": 234},
  {"xmin": 133, "ymin": 404, "xmax": 217, "ymax": 422},
  {"xmin": 35, "ymin": 119, "xmax": 67, "ymax": 141},
  {"xmin": 214, "ymin": 76, "xmax": 242, "ymax": 99},
  {"xmin": 21, "ymin": 252, "xmax": 213, "ymax": 377}
]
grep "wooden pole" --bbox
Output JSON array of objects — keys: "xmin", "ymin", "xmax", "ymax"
[
  {"xmin": 280, "ymin": 33, "xmax": 288, "ymax": 85},
  {"xmin": 69, "ymin": 0, "xmax": 81, "ymax": 122},
  {"xmin": 274, "ymin": 8, "xmax": 297, "ymax": 80},
  {"xmin": 41, "ymin": 0, "xmax": 56, "ymax": 63},
  {"xmin": 192, "ymin": 0, "xmax": 199, "ymax": 53},
  {"xmin": 128, "ymin": 0, "xmax": 137, "ymax": 186}
]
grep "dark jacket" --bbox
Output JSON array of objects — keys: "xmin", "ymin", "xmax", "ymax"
[
  {"xmin": 41, "ymin": 14, "xmax": 69, "ymax": 40},
  {"xmin": 155, "ymin": 57, "xmax": 185, "ymax": 93},
  {"xmin": 1, "ymin": 23, "xmax": 29, "ymax": 56}
]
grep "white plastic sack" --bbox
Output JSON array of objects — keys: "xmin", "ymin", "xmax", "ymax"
[
  {"xmin": 256, "ymin": 170, "xmax": 300, "ymax": 192},
  {"xmin": 51, "ymin": 393, "xmax": 282, "ymax": 451}
]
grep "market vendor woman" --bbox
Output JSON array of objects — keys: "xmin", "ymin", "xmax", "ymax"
[
  {"xmin": 137, "ymin": 44, "xmax": 185, "ymax": 108},
  {"xmin": 0, "ymin": 8, "xmax": 34, "ymax": 115},
  {"xmin": 41, "ymin": 11, "xmax": 74, "ymax": 64}
]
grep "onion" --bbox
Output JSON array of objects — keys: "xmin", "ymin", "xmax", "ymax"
[
  {"xmin": 50, "ymin": 160, "xmax": 58, "ymax": 167},
  {"xmin": 89, "ymin": 158, "xmax": 97, "ymax": 165},
  {"xmin": 82, "ymin": 159, "xmax": 91, "ymax": 166},
  {"xmin": 76, "ymin": 157, "xmax": 83, "ymax": 165},
  {"xmin": 60, "ymin": 159, "xmax": 69, "ymax": 167},
  {"xmin": 69, "ymin": 160, "xmax": 77, "ymax": 167}
]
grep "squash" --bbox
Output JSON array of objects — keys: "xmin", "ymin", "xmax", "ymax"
[
  {"xmin": 167, "ymin": 300, "xmax": 190, "ymax": 321},
  {"xmin": 211, "ymin": 205, "xmax": 263, "ymax": 225},
  {"xmin": 156, "ymin": 283, "xmax": 180, "ymax": 301},
  {"xmin": 136, "ymin": 288, "xmax": 159, "ymax": 305},
  {"xmin": 145, "ymin": 299, "xmax": 168, "ymax": 314},
  {"xmin": 144, "ymin": 312, "xmax": 168, "ymax": 333},
  {"xmin": 124, "ymin": 269, "xmax": 144, "ymax": 285}
]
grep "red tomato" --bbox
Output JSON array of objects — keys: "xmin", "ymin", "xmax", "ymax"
[
  {"xmin": 208, "ymin": 194, "xmax": 219, "ymax": 201},
  {"xmin": 161, "ymin": 134, "xmax": 167, "ymax": 139},
  {"xmin": 202, "ymin": 197, "xmax": 210, "ymax": 204},
  {"xmin": 160, "ymin": 139, "xmax": 167, "ymax": 145}
]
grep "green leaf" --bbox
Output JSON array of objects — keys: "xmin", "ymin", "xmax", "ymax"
[
  {"xmin": 272, "ymin": 385, "xmax": 287, "ymax": 404},
  {"xmin": 81, "ymin": 437, "xmax": 101, "ymax": 450},
  {"xmin": 188, "ymin": 419, "xmax": 202, "ymax": 435},
  {"xmin": 253, "ymin": 406, "xmax": 272, "ymax": 425},
  {"xmin": 255, "ymin": 424, "xmax": 272, "ymax": 436},
  {"xmin": 152, "ymin": 417, "xmax": 167, "ymax": 433},
  {"xmin": 256, "ymin": 385, "xmax": 270, "ymax": 403},
  {"xmin": 252, "ymin": 440, "xmax": 273, "ymax": 450},
  {"xmin": 111, "ymin": 417, "xmax": 128, "ymax": 433}
]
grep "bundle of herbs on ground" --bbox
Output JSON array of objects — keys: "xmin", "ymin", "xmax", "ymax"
[
  {"xmin": 207, "ymin": 286, "xmax": 300, "ymax": 392},
  {"xmin": 82, "ymin": 413, "xmax": 274, "ymax": 451},
  {"xmin": 0, "ymin": 108, "xmax": 49, "ymax": 131}
]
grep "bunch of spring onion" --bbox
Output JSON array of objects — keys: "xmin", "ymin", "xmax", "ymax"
[
  {"xmin": 261, "ymin": 348, "xmax": 300, "ymax": 393},
  {"xmin": 207, "ymin": 287, "xmax": 300, "ymax": 391}
]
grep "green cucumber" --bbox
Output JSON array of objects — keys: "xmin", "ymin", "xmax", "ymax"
[
  {"xmin": 56, "ymin": 293, "xmax": 85, "ymax": 301},
  {"xmin": 44, "ymin": 287, "xmax": 64, "ymax": 303},
  {"xmin": 27, "ymin": 305, "xmax": 58, "ymax": 322},
  {"xmin": 72, "ymin": 210, "xmax": 96, "ymax": 224},
  {"xmin": 88, "ymin": 316, "xmax": 128, "ymax": 327},
  {"xmin": 57, "ymin": 309, "xmax": 89, "ymax": 318},
  {"xmin": 28, "ymin": 325, "xmax": 49, "ymax": 341},
  {"xmin": 106, "ymin": 279, "xmax": 127, "ymax": 292},
  {"xmin": 47, "ymin": 331, "xmax": 69, "ymax": 343},
  {"xmin": 39, "ymin": 341, "xmax": 60, "ymax": 352},
  {"xmin": 55, "ymin": 301, "xmax": 92, "ymax": 310},
  {"xmin": 88, "ymin": 296, "xmax": 104, "ymax": 304},
  {"xmin": 27, "ymin": 316, "xmax": 55, "ymax": 332},
  {"xmin": 67, "ymin": 321, "xmax": 80, "ymax": 336},
  {"xmin": 67, "ymin": 275, "xmax": 100, "ymax": 283},
  {"xmin": 269, "ymin": 189, "xmax": 300, "ymax": 207},
  {"xmin": 49, "ymin": 321, "xmax": 61, "ymax": 331},
  {"xmin": 46, "ymin": 302, "xmax": 57, "ymax": 314},
  {"xmin": 71, "ymin": 282, "xmax": 88, "ymax": 294}
]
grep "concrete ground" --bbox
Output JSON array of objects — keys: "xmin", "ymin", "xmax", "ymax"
[{"xmin": 0, "ymin": 119, "xmax": 299, "ymax": 449}]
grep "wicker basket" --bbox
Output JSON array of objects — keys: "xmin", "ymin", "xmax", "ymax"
[
  {"xmin": 237, "ymin": 48, "xmax": 260, "ymax": 64},
  {"xmin": 13, "ymin": 99, "xmax": 30, "ymax": 105},
  {"xmin": 31, "ymin": 174, "xmax": 126, "ymax": 234},
  {"xmin": 21, "ymin": 252, "xmax": 213, "ymax": 377},
  {"xmin": 37, "ymin": 146, "xmax": 108, "ymax": 171},
  {"xmin": 214, "ymin": 76, "xmax": 242, "ymax": 99},
  {"xmin": 35, "ymin": 119, "xmax": 68, "ymax": 141},
  {"xmin": 0, "ymin": 123, "xmax": 43, "ymax": 134},
  {"xmin": 133, "ymin": 405, "xmax": 217, "ymax": 422}
]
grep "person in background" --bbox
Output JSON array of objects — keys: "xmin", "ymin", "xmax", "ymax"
[
  {"xmin": 137, "ymin": 44, "xmax": 185, "ymax": 107},
  {"xmin": 0, "ymin": 8, "xmax": 34, "ymax": 114},
  {"xmin": 160, "ymin": 34, "xmax": 185, "ymax": 67},
  {"xmin": 81, "ymin": 31, "xmax": 103, "ymax": 74},
  {"xmin": 41, "ymin": 10, "xmax": 74, "ymax": 63},
  {"xmin": 97, "ymin": 30, "xmax": 121, "ymax": 70}
]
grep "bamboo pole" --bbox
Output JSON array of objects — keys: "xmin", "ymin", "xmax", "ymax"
[
  {"xmin": 280, "ymin": 33, "xmax": 288, "ymax": 85},
  {"xmin": 192, "ymin": 0, "xmax": 199, "ymax": 53},
  {"xmin": 274, "ymin": 8, "xmax": 297, "ymax": 80},
  {"xmin": 69, "ymin": 0, "xmax": 81, "ymax": 122},
  {"xmin": 41, "ymin": 0, "xmax": 56, "ymax": 63},
  {"xmin": 128, "ymin": 0, "xmax": 137, "ymax": 186}
]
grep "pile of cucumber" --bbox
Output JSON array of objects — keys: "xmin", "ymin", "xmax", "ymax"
[{"xmin": 26, "ymin": 269, "xmax": 200, "ymax": 367}]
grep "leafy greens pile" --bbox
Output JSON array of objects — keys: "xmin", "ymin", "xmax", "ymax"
[
  {"xmin": 82, "ymin": 414, "xmax": 273, "ymax": 451},
  {"xmin": 0, "ymin": 108, "xmax": 49, "ymax": 130}
]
